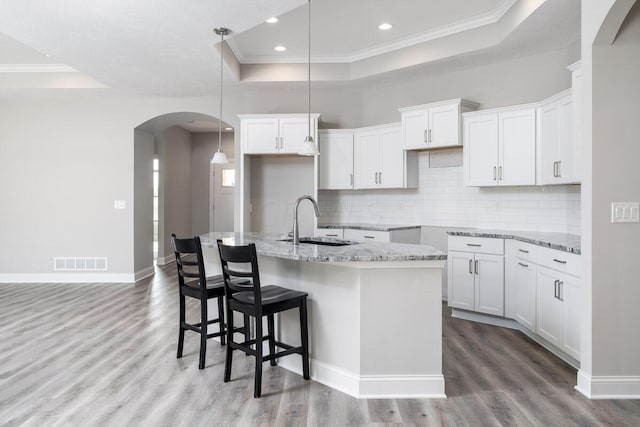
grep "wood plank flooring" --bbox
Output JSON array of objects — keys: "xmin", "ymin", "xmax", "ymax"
[{"xmin": 1, "ymin": 263, "xmax": 639, "ymax": 426}]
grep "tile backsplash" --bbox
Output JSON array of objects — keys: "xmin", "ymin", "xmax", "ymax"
[{"xmin": 318, "ymin": 152, "xmax": 581, "ymax": 235}]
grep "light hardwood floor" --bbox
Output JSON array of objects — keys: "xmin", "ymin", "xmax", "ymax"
[{"xmin": 1, "ymin": 263, "xmax": 639, "ymax": 426}]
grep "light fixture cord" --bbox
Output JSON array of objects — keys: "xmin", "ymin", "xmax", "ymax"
[
  {"xmin": 307, "ymin": 0, "xmax": 311, "ymax": 138},
  {"xmin": 219, "ymin": 31, "xmax": 224, "ymax": 152}
]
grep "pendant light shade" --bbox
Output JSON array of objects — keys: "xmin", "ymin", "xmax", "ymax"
[
  {"xmin": 211, "ymin": 27, "xmax": 230, "ymax": 165},
  {"xmin": 298, "ymin": 0, "xmax": 319, "ymax": 156}
]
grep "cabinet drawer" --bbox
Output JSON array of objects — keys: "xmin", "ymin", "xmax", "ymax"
[
  {"xmin": 537, "ymin": 246, "xmax": 581, "ymax": 277},
  {"xmin": 448, "ymin": 236, "xmax": 504, "ymax": 255},
  {"xmin": 344, "ymin": 229, "xmax": 390, "ymax": 242},
  {"xmin": 514, "ymin": 241, "xmax": 537, "ymax": 263},
  {"xmin": 315, "ymin": 228, "xmax": 344, "ymax": 239}
]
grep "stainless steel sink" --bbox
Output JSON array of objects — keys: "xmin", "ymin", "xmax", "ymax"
[{"xmin": 279, "ymin": 237, "xmax": 357, "ymax": 247}]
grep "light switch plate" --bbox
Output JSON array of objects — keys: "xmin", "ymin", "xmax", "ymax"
[
  {"xmin": 114, "ymin": 200, "xmax": 127, "ymax": 210},
  {"xmin": 611, "ymin": 202, "xmax": 640, "ymax": 223}
]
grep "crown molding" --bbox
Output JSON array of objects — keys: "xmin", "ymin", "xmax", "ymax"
[
  {"xmin": 233, "ymin": 0, "xmax": 518, "ymax": 65},
  {"xmin": 0, "ymin": 64, "xmax": 79, "ymax": 73}
]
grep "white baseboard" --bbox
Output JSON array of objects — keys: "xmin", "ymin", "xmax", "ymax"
[
  {"xmin": 278, "ymin": 357, "xmax": 446, "ymax": 399},
  {"xmin": 0, "ymin": 273, "xmax": 135, "ymax": 283},
  {"xmin": 576, "ymin": 371, "xmax": 640, "ymax": 399},
  {"xmin": 135, "ymin": 266, "xmax": 155, "ymax": 282},
  {"xmin": 156, "ymin": 254, "xmax": 175, "ymax": 266}
]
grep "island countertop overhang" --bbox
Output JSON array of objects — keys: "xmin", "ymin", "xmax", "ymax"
[{"xmin": 199, "ymin": 232, "xmax": 446, "ymax": 263}]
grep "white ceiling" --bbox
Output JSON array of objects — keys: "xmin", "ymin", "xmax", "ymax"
[{"xmin": 0, "ymin": 0, "xmax": 580, "ymax": 96}]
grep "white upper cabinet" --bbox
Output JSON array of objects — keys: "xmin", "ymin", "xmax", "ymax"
[
  {"xmin": 353, "ymin": 123, "xmax": 416, "ymax": 189},
  {"xmin": 400, "ymin": 99, "xmax": 479, "ymax": 150},
  {"xmin": 318, "ymin": 130, "xmax": 354, "ymax": 190},
  {"xmin": 463, "ymin": 105, "xmax": 537, "ymax": 187},
  {"xmin": 536, "ymin": 89, "xmax": 579, "ymax": 185},
  {"xmin": 240, "ymin": 114, "xmax": 320, "ymax": 155}
]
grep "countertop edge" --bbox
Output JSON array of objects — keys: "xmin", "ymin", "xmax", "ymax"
[{"xmin": 447, "ymin": 230, "xmax": 581, "ymax": 254}]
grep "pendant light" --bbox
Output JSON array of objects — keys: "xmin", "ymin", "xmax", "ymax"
[
  {"xmin": 211, "ymin": 27, "xmax": 230, "ymax": 164},
  {"xmin": 298, "ymin": 0, "xmax": 319, "ymax": 156}
]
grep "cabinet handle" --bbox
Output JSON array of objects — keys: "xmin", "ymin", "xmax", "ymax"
[
  {"xmin": 469, "ymin": 259, "xmax": 473, "ymax": 274},
  {"xmin": 557, "ymin": 160, "xmax": 561, "ymax": 178},
  {"xmin": 554, "ymin": 280, "xmax": 559, "ymax": 299},
  {"xmin": 518, "ymin": 249, "xmax": 529, "ymax": 253},
  {"xmin": 518, "ymin": 262, "xmax": 529, "ymax": 268},
  {"xmin": 275, "ymin": 136, "xmax": 279, "ymax": 150},
  {"xmin": 553, "ymin": 161, "xmax": 559, "ymax": 178},
  {"xmin": 374, "ymin": 172, "xmax": 378, "ymax": 184},
  {"xmin": 428, "ymin": 129, "xmax": 432, "ymax": 143},
  {"xmin": 325, "ymin": 233, "xmax": 338, "ymax": 237},
  {"xmin": 499, "ymin": 166, "xmax": 503, "ymax": 181},
  {"xmin": 493, "ymin": 166, "xmax": 497, "ymax": 181},
  {"xmin": 350, "ymin": 173, "xmax": 353, "ymax": 186},
  {"xmin": 553, "ymin": 258, "xmax": 567, "ymax": 264},
  {"xmin": 363, "ymin": 235, "xmax": 375, "ymax": 239},
  {"xmin": 424, "ymin": 129, "xmax": 428, "ymax": 143},
  {"xmin": 474, "ymin": 260, "xmax": 479, "ymax": 275},
  {"xmin": 466, "ymin": 243, "xmax": 482, "ymax": 247},
  {"xmin": 379, "ymin": 172, "xmax": 382, "ymax": 184},
  {"xmin": 558, "ymin": 281, "xmax": 564, "ymax": 301}
]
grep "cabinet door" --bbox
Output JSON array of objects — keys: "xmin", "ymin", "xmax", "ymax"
[
  {"xmin": 319, "ymin": 131, "xmax": 354, "ymax": 189},
  {"xmin": 463, "ymin": 113, "xmax": 499, "ymax": 186},
  {"xmin": 447, "ymin": 251, "xmax": 475, "ymax": 311},
  {"xmin": 499, "ymin": 108, "xmax": 536, "ymax": 186},
  {"xmin": 402, "ymin": 109, "xmax": 429, "ymax": 149},
  {"xmin": 474, "ymin": 253, "xmax": 504, "ymax": 316},
  {"xmin": 561, "ymin": 274, "xmax": 581, "ymax": 360},
  {"xmin": 557, "ymin": 96, "xmax": 576, "ymax": 184},
  {"xmin": 429, "ymin": 103, "xmax": 460, "ymax": 148},
  {"xmin": 537, "ymin": 102, "xmax": 560, "ymax": 185},
  {"xmin": 279, "ymin": 118, "xmax": 310, "ymax": 154},
  {"xmin": 536, "ymin": 266, "xmax": 563, "ymax": 347},
  {"xmin": 514, "ymin": 259, "xmax": 537, "ymax": 332},
  {"xmin": 379, "ymin": 126, "xmax": 404, "ymax": 188},
  {"xmin": 353, "ymin": 130, "xmax": 380, "ymax": 189},
  {"xmin": 243, "ymin": 118, "xmax": 280, "ymax": 154}
]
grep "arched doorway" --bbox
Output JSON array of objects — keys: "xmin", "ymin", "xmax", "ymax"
[{"xmin": 133, "ymin": 111, "xmax": 235, "ymax": 280}]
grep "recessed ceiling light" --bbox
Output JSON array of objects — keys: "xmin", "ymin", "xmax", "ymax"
[
  {"xmin": 224, "ymin": 127, "xmax": 233, "ymax": 131},
  {"xmin": 378, "ymin": 23, "xmax": 392, "ymax": 31},
  {"xmin": 266, "ymin": 17, "xmax": 278, "ymax": 24},
  {"xmin": 274, "ymin": 45, "xmax": 287, "ymax": 52}
]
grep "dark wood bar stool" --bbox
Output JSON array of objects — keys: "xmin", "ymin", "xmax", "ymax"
[
  {"xmin": 216, "ymin": 240, "xmax": 310, "ymax": 398},
  {"xmin": 171, "ymin": 234, "xmax": 248, "ymax": 369}
]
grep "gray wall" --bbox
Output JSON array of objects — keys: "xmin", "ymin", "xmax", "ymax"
[
  {"xmin": 133, "ymin": 128, "xmax": 155, "ymax": 276},
  {"xmin": 590, "ymin": 1, "xmax": 640, "ymax": 378},
  {"xmin": 160, "ymin": 126, "xmax": 192, "ymax": 260}
]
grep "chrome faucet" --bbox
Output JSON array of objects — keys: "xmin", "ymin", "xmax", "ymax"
[{"xmin": 292, "ymin": 195, "xmax": 320, "ymax": 245}]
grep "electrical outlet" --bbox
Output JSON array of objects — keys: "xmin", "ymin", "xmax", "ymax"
[
  {"xmin": 114, "ymin": 200, "xmax": 126, "ymax": 209},
  {"xmin": 611, "ymin": 202, "xmax": 640, "ymax": 223}
]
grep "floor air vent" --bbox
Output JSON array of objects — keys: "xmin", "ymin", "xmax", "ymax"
[{"xmin": 54, "ymin": 257, "xmax": 108, "ymax": 271}]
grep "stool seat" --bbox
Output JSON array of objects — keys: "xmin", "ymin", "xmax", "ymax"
[{"xmin": 233, "ymin": 285, "xmax": 308, "ymax": 308}]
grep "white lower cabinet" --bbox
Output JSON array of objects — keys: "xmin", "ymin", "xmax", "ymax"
[
  {"xmin": 513, "ymin": 257, "xmax": 537, "ymax": 332},
  {"xmin": 536, "ymin": 266, "xmax": 581, "ymax": 360},
  {"xmin": 448, "ymin": 236, "xmax": 504, "ymax": 316}
]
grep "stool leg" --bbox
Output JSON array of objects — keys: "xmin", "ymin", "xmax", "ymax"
[
  {"xmin": 224, "ymin": 308, "xmax": 234, "ymax": 382},
  {"xmin": 199, "ymin": 298, "xmax": 208, "ymax": 370},
  {"xmin": 267, "ymin": 314, "xmax": 277, "ymax": 366},
  {"xmin": 177, "ymin": 294, "xmax": 185, "ymax": 358},
  {"xmin": 217, "ymin": 296, "xmax": 226, "ymax": 346},
  {"xmin": 254, "ymin": 316, "xmax": 263, "ymax": 398},
  {"xmin": 243, "ymin": 314, "xmax": 250, "ymax": 346},
  {"xmin": 300, "ymin": 298, "xmax": 310, "ymax": 380}
]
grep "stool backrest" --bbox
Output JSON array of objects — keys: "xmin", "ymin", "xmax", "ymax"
[
  {"xmin": 171, "ymin": 234, "xmax": 207, "ymax": 297},
  {"xmin": 216, "ymin": 240, "xmax": 262, "ymax": 312}
]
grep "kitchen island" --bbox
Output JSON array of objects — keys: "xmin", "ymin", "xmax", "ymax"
[{"xmin": 199, "ymin": 232, "xmax": 446, "ymax": 399}]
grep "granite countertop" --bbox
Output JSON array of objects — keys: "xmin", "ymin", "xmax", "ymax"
[
  {"xmin": 200, "ymin": 232, "xmax": 446, "ymax": 263},
  {"xmin": 447, "ymin": 229, "xmax": 581, "ymax": 254},
  {"xmin": 317, "ymin": 223, "xmax": 421, "ymax": 232}
]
